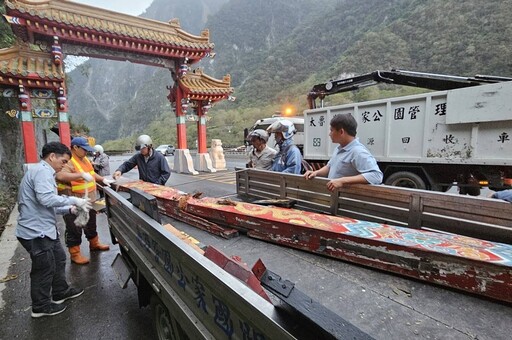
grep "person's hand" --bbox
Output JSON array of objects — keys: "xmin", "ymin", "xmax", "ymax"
[
  {"xmin": 112, "ymin": 171, "xmax": 122, "ymax": 180},
  {"xmin": 304, "ymin": 170, "xmax": 316, "ymax": 180},
  {"xmin": 70, "ymin": 205, "xmax": 78, "ymax": 215},
  {"xmin": 327, "ymin": 178, "xmax": 344, "ymax": 192},
  {"xmin": 72, "ymin": 197, "xmax": 92, "ymax": 212},
  {"xmin": 102, "ymin": 178, "xmax": 116, "ymax": 187},
  {"xmin": 81, "ymin": 172, "xmax": 94, "ymax": 182}
]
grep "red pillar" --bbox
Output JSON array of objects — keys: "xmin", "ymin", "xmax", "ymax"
[
  {"xmin": 57, "ymin": 86, "xmax": 71, "ymax": 146},
  {"xmin": 18, "ymin": 85, "xmax": 38, "ymax": 163},
  {"xmin": 196, "ymin": 104, "xmax": 207, "ymax": 154},
  {"xmin": 175, "ymin": 86, "xmax": 188, "ymax": 149}
]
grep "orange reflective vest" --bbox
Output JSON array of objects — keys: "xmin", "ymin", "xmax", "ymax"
[{"xmin": 57, "ymin": 156, "xmax": 96, "ymax": 194}]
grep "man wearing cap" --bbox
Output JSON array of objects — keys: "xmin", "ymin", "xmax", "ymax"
[{"xmin": 56, "ymin": 137, "xmax": 113, "ymax": 265}]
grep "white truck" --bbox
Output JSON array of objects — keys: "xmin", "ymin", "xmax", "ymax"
[{"xmin": 304, "ymin": 69, "xmax": 512, "ymax": 195}]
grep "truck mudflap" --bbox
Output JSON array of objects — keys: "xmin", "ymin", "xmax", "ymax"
[
  {"xmin": 105, "ymin": 187, "xmax": 371, "ymax": 339},
  {"xmin": 117, "ymin": 180, "xmax": 512, "ymax": 304}
]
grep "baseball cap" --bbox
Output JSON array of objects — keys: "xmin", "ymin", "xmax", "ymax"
[{"xmin": 71, "ymin": 137, "xmax": 95, "ymax": 152}]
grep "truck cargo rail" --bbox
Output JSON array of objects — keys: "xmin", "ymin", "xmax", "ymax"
[{"xmin": 236, "ymin": 169, "xmax": 512, "ymax": 244}]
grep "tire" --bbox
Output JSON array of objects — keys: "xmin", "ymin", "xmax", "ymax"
[
  {"xmin": 384, "ymin": 171, "xmax": 427, "ymax": 190},
  {"xmin": 150, "ymin": 294, "xmax": 175, "ymax": 340}
]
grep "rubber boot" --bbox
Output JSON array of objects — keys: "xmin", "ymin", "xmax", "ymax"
[
  {"xmin": 69, "ymin": 246, "xmax": 89, "ymax": 265},
  {"xmin": 89, "ymin": 235, "xmax": 110, "ymax": 251}
]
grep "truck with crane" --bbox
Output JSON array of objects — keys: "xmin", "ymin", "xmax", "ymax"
[{"xmin": 304, "ymin": 69, "xmax": 512, "ymax": 194}]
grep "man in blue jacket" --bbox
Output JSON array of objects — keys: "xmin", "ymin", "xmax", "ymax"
[
  {"xmin": 267, "ymin": 119, "xmax": 302, "ymax": 174},
  {"xmin": 112, "ymin": 134, "xmax": 171, "ymax": 185}
]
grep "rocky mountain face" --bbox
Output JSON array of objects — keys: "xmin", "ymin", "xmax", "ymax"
[{"xmin": 66, "ymin": 0, "xmax": 229, "ymax": 143}]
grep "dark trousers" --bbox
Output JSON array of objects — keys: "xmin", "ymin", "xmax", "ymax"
[
  {"xmin": 63, "ymin": 210, "xmax": 98, "ymax": 247},
  {"xmin": 18, "ymin": 237, "xmax": 69, "ymax": 310}
]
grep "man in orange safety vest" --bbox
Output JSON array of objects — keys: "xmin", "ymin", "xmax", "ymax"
[{"xmin": 56, "ymin": 137, "xmax": 114, "ymax": 264}]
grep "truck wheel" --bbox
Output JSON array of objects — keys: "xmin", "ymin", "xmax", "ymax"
[
  {"xmin": 150, "ymin": 294, "xmax": 174, "ymax": 340},
  {"xmin": 385, "ymin": 171, "xmax": 426, "ymax": 190}
]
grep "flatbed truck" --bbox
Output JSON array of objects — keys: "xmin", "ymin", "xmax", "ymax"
[{"xmin": 104, "ymin": 174, "xmax": 512, "ymax": 339}]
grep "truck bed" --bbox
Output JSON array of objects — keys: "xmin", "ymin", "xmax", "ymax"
[{"xmin": 162, "ymin": 213, "xmax": 511, "ymax": 339}]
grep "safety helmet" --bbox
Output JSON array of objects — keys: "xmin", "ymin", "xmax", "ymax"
[
  {"xmin": 135, "ymin": 134, "xmax": 153, "ymax": 151},
  {"xmin": 266, "ymin": 119, "xmax": 296, "ymax": 139},
  {"xmin": 247, "ymin": 129, "xmax": 269, "ymax": 143},
  {"xmin": 94, "ymin": 145, "xmax": 104, "ymax": 154}
]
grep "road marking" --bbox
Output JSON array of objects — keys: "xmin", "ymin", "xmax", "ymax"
[{"xmin": 195, "ymin": 171, "xmax": 237, "ymax": 184}]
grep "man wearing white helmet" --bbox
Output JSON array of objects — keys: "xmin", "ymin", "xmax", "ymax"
[
  {"xmin": 267, "ymin": 119, "xmax": 302, "ymax": 174},
  {"xmin": 112, "ymin": 134, "xmax": 170, "ymax": 185},
  {"xmin": 92, "ymin": 145, "xmax": 110, "ymax": 177},
  {"xmin": 247, "ymin": 129, "xmax": 277, "ymax": 170}
]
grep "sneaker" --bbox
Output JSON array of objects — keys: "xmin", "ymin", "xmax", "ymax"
[
  {"xmin": 52, "ymin": 287, "xmax": 84, "ymax": 304},
  {"xmin": 31, "ymin": 303, "xmax": 67, "ymax": 318}
]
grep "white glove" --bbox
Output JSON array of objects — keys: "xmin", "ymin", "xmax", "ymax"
[
  {"xmin": 81, "ymin": 172, "xmax": 94, "ymax": 182},
  {"xmin": 72, "ymin": 197, "xmax": 92, "ymax": 212},
  {"xmin": 102, "ymin": 178, "xmax": 116, "ymax": 187}
]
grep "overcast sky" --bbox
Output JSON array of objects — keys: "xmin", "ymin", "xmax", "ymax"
[
  {"xmin": 64, "ymin": 0, "xmax": 154, "ymax": 70},
  {"xmin": 72, "ymin": 0, "xmax": 154, "ymax": 16}
]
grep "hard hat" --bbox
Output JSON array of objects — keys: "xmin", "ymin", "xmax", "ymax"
[
  {"xmin": 267, "ymin": 119, "xmax": 296, "ymax": 139},
  {"xmin": 135, "ymin": 134, "xmax": 153, "ymax": 151},
  {"xmin": 247, "ymin": 129, "xmax": 269, "ymax": 143},
  {"xmin": 94, "ymin": 145, "xmax": 104, "ymax": 154}
]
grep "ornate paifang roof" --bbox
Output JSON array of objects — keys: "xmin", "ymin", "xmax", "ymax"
[
  {"xmin": 0, "ymin": 45, "xmax": 64, "ymax": 87},
  {"xmin": 5, "ymin": 0, "xmax": 214, "ymax": 62},
  {"xmin": 179, "ymin": 68, "xmax": 233, "ymax": 102}
]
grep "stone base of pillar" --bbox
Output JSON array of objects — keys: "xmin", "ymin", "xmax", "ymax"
[
  {"xmin": 173, "ymin": 149, "xmax": 198, "ymax": 175},
  {"xmin": 196, "ymin": 153, "xmax": 216, "ymax": 173}
]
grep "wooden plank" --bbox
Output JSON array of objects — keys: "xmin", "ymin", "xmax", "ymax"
[
  {"xmin": 337, "ymin": 209, "xmax": 409, "ymax": 227},
  {"xmin": 182, "ymin": 197, "xmax": 512, "ymax": 304},
  {"xmin": 236, "ymin": 170, "xmax": 512, "ymax": 244},
  {"xmin": 335, "ymin": 200, "xmax": 410, "ymax": 225},
  {"xmin": 422, "ymin": 198, "xmax": 512, "ymax": 226},
  {"xmin": 420, "ymin": 213, "xmax": 512, "ymax": 244}
]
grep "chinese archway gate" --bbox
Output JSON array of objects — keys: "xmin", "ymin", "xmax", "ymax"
[{"xmin": 1, "ymin": 0, "xmax": 233, "ymax": 173}]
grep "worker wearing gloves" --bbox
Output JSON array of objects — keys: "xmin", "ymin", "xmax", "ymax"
[
  {"xmin": 247, "ymin": 129, "xmax": 277, "ymax": 170},
  {"xmin": 112, "ymin": 134, "xmax": 171, "ymax": 185},
  {"xmin": 267, "ymin": 120, "xmax": 303, "ymax": 174},
  {"xmin": 304, "ymin": 113, "xmax": 383, "ymax": 191},
  {"xmin": 16, "ymin": 142, "xmax": 91, "ymax": 318},
  {"xmin": 56, "ymin": 137, "xmax": 114, "ymax": 265}
]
